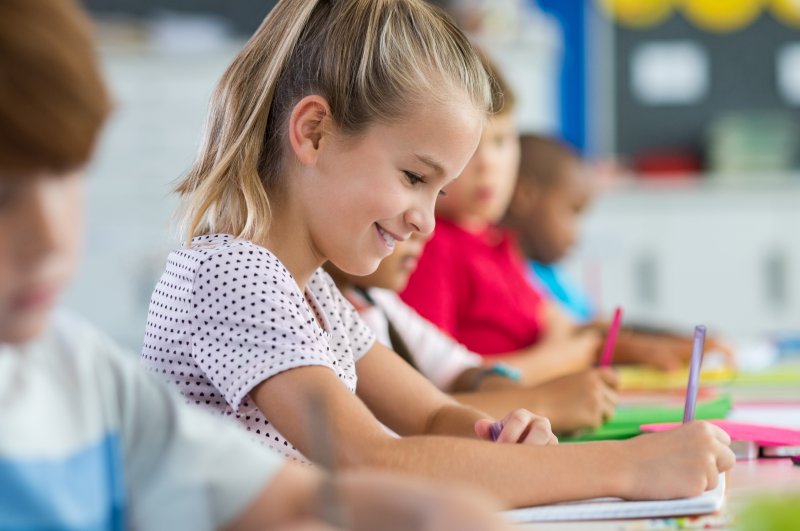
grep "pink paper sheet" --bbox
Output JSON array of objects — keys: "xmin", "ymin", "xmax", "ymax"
[{"xmin": 640, "ymin": 420, "xmax": 800, "ymax": 447}]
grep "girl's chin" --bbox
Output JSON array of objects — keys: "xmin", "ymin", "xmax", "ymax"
[{"xmin": 333, "ymin": 259, "xmax": 381, "ymax": 278}]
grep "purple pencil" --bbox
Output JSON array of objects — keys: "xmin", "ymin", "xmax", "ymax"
[
  {"xmin": 683, "ymin": 325, "xmax": 707, "ymax": 423},
  {"xmin": 490, "ymin": 421, "xmax": 503, "ymax": 442}
]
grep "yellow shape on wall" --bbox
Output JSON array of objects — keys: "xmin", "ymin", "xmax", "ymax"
[
  {"xmin": 679, "ymin": 0, "xmax": 766, "ymax": 32},
  {"xmin": 769, "ymin": 0, "xmax": 800, "ymax": 26},
  {"xmin": 597, "ymin": 0, "xmax": 674, "ymax": 29}
]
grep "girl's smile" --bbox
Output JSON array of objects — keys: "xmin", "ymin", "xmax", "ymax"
[{"xmin": 376, "ymin": 223, "xmax": 401, "ymax": 253}]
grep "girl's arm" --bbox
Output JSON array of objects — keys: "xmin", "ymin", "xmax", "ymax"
[
  {"xmin": 354, "ymin": 341, "xmax": 497, "ymax": 438},
  {"xmin": 250, "ymin": 346, "xmax": 735, "ymax": 508}
]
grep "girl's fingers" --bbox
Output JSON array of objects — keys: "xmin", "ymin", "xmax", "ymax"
[
  {"xmin": 473, "ymin": 419, "xmax": 497, "ymax": 441},
  {"xmin": 716, "ymin": 440, "xmax": 736, "ymax": 472},
  {"xmin": 477, "ymin": 410, "xmax": 557, "ymax": 445},
  {"xmin": 494, "ymin": 413, "xmax": 530, "ymax": 443},
  {"xmin": 707, "ymin": 423, "xmax": 732, "ymax": 446},
  {"xmin": 518, "ymin": 416, "xmax": 555, "ymax": 446},
  {"xmin": 524, "ymin": 423, "xmax": 555, "ymax": 445}
]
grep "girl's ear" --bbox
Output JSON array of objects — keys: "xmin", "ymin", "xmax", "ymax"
[{"xmin": 288, "ymin": 95, "xmax": 332, "ymax": 166}]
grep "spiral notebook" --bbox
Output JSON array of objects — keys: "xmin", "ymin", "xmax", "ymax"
[{"xmin": 503, "ymin": 474, "xmax": 725, "ymax": 523}]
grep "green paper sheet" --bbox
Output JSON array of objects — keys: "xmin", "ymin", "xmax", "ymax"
[{"xmin": 561, "ymin": 395, "xmax": 732, "ymax": 442}]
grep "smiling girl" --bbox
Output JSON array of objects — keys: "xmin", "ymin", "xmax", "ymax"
[{"xmin": 143, "ymin": 0, "xmax": 735, "ymax": 509}]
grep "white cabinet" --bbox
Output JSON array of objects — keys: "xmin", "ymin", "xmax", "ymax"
[{"xmin": 567, "ymin": 181, "xmax": 800, "ymax": 340}]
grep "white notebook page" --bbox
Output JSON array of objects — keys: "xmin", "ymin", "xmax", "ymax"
[{"xmin": 503, "ymin": 474, "xmax": 725, "ymax": 523}]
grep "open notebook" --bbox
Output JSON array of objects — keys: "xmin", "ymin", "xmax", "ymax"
[{"xmin": 503, "ymin": 474, "xmax": 725, "ymax": 523}]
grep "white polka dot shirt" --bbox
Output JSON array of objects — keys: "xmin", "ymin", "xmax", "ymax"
[{"xmin": 141, "ymin": 234, "xmax": 376, "ymax": 462}]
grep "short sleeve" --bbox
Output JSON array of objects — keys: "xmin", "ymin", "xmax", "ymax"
[
  {"xmin": 189, "ymin": 246, "xmax": 337, "ymax": 412},
  {"xmin": 94, "ymin": 329, "xmax": 285, "ymax": 531}
]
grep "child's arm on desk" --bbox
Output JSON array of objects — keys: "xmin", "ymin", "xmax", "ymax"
[
  {"xmin": 249, "ymin": 343, "xmax": 735, "ymax": 508},
  {"xmin": 585, "ymin": 324, "xmax": 736, "ymax": 371},
  {"xmin": 489, "ymin": 329, "xmax": 601, "ymax": 385},
  {"xmin": 453, "ymin": 368, "xmax": 619, "ymax": 434}
]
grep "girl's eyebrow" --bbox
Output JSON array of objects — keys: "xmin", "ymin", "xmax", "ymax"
[{"xmin": 415, "ymin": 154, "xmax": 444, "ymax": 176}]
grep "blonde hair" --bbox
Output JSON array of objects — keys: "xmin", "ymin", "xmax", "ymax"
[
  {"xmin": 0, "ymin": 0, "xmax": 111, "ymax": 174},
  {"xmin": 477, "ymin": 48, "xmax": 516, "ymax": 116},
  {"xmin": 177, "ymin": 0, "xmax": 492, "ymax": 244}
]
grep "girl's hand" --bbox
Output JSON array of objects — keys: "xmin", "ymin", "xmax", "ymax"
[
  {"xmin": 474, "ymin": 409, "xmax": 558, "ymax": 445},
  {"xmin": 614, "ymin": 421, "xmax": 735, "ymax": 500}
]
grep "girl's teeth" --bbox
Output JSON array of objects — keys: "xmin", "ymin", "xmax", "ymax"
[{"xmin": 378, "ymin": 226, "xmax": 395, "ymax": 248}]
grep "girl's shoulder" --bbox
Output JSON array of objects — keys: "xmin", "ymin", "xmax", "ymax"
[
  {"xmin": 183, "ymin": 233, "xmax": 269, "ymax": 258},
  {"xmin": 178, "ymin": 233, "xmax": 289, "ymax": 272},
  {"xmin": 170, "ymin": 233, "xmax": 296, "ymax": 293}
]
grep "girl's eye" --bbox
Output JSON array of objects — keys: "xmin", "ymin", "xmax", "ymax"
[{"xmin": 404, "ymin": 171, "xmax": 424, "ymax": 185}]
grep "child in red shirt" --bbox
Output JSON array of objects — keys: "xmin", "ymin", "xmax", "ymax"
[{"xmin": 403, "ymin": 216, "xmax": 547, "ymax": 356}]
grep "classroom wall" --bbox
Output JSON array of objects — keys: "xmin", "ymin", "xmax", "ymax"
[
  {"xmin": 65, "ymin": 40, "xmax": 242, "ymax": 349},
  {"xmin": 70, "ymin": 9, "xmax": 800, "ymax": 351}
]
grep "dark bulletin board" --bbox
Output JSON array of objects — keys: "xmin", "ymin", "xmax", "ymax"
[
  {"xmin": 84, "ymin": 0, "xmax": 276, "ymax": 35},
  {"xmin": 614, "ymin": 12, "xmax": 800, "ymax": 159}
]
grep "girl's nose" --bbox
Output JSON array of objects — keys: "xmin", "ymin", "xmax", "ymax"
[{"xmin": 405, "ymin": 199, "xmax": 436, "ymax": 236}]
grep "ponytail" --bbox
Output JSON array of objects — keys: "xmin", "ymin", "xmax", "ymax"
[{"xmin": 178, "ymin": 0, "xmax": 323, "ymax": 244}]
